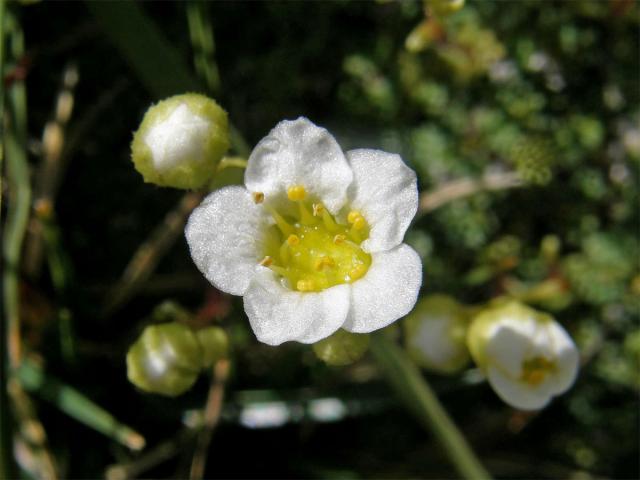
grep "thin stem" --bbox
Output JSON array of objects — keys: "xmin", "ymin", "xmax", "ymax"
[
  {"xmin": 216, "ymin": 156, "xmax": 248, "ymax": 172},
  {"xmin": 370, "ymin": 332, "xmax": 491, "ymax": 480},
  {"xmin": 0, "ymin": 1, "xmax": 9, "ymax": 475},
  {"xmin": 105, "ymin": 430, "xmax": 196, "ymax": 480},
  {"xmin": 418, "ymin": 171, "xmax": 523, "ymax": 216},
  {"xmin": 190, "ymin": 359, "xmax": 230, "ymax": 480},
  {"xmin": 103, "ymin": 191, "xmax": 205, "ymax": 316}
]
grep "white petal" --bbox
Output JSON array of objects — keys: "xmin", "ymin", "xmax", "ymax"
[
  {"xmin": 185, "ymin": 186, "xmax": 267, "ymax": 296},
  {"xmin": 245, "ymin": 118, "xmax": 353, "ymax": 213},
  {"xmin": 546, "ymin": 322, "xmax": 580, "ymax": 395},
  {"xmin": 346, "ymin": 149, "xmax": 418, "ymax": 253},
  {"xmin": 243, "ymin": 268, "xmax": 350, "ymax": 346},
  {"xmin": 413, "ymin": 315, "xmax": 458, "ymax": 367},
  {"xmin": 487, "ymin": 365, "xmax": 551, "ymax": 411},
  {"xmin": 343, "ymin": 244, "xmax": 422, "ymax": 333},
  {"xmin": 484, "ymin": 322, "xmax": 533, "ymax": 378},
  {"xmin": 144, "ymin": 103, "xmax": 210, "ymax": 172}
]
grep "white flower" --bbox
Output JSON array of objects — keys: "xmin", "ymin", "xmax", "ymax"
[
  {"xmin": 467, "ymin": 301, "xmax": 579, "ymax": 410},
  {"xmin": 185, "ymin": 117, "xmax": 422, "ymax": 345},
  {"xmin": 404, "ymin": 294, "xmax": 470, "ymax": 374}
]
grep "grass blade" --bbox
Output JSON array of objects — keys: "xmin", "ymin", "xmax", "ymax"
[{"xmin": 16, "ymin": 359, "xmax": 146, "ymax": 451}]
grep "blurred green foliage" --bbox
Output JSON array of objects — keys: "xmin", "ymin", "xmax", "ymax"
[{"xmin": 2, "ymin": 0, "xmax": 639, "ymax": 478}]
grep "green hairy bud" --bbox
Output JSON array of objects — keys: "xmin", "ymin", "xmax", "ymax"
[
  {"xmin": 313, "ymin": 329, "xmax": 370, "ymax": 366},
  {"xmin": 131, "ymin": 93, "xmax": 230, "ymax": 189}
]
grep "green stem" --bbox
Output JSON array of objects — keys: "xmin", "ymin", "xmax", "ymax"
[
  {"xmin": 370, "ymin": 332, "xmax": 491, "ymax": 480},
  {"xmin": 2, "ymin": 8, "xmax": 29, "ymax": 477},
  {"xmin": 0, "ymin": 0, "xmax": 7, "ymax": 475}
]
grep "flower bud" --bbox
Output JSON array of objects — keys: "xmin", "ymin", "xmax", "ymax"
[
  {"xmin": 426, "ymin": 0, "xmax": 465, "ymax": 17},
  {"xmin": 467, "ymin": 301, "xmax": 579, "ymax": 410},
  {"xmin": 131, "ymin": 93, "xmax": 230, "ymax": 189},
  {"xmin": 127, "ymin": 322, "xmax": 203, "ymax": 397},
  {"xmin": 403, "ymin": 294, "xmax": 470, "ymax": 374},
  {"xmin": 313, "ymin": 329, "xmax": 370, "ymax": 366},
  {"xmin": 196, "ymin": 326, "xmax": 229, "ymax": 369}
]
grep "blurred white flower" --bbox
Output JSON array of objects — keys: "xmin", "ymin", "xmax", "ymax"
[
  {"xmin": 185, "ymin": 117, "xmax": 421, "ymax": 345},
  {"xmin": 467, "ymin": 301, "xmax": 579, "ymax": 410},
  {"xmin": 404, "ymin": 294, "xmax": 470, "ymax": 374}
]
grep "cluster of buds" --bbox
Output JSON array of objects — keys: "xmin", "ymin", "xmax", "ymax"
[{"xmin": 127, "ymin": 321, "xmax": 229, "ymax": 397}]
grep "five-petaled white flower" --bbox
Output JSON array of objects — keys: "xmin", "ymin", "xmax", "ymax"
[
  {"xmin": 185, "ymin": 117, "xmax": 422, "ymax": 345},
  {"xmin": 467, "ymin": 301, "xmax": 579, "ymax": 410}
]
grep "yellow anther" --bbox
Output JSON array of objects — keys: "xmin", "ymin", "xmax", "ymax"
[
  {"xmin": 252, "ymin": 192, "xmax": 265, "ymax": 204},
  {"xmin": 287, "ymin": 185, "xmax": 307, "ymax": 201},
  {"xmin": 349, "ymin": 263, "xmax": 368, "ymax": 282},
  {"xmin": 312, "ymin": 203, "xmax": 324, "ymax": 216},
  {"xmin": 287, "ymin": 234, "xmax": 300, "ymax": 246},
  {"xmin": 259, "ymin": 256, "xmax": 273, "ymax": 267},
  {"xmin": 347, "ymin": 210, "xmax": 361, "ymax": 224},
  {"xmin": 352, "ymin": 216, "xmax": 366, "ymax": 230},
  {"xmin": 314, "ymin": 256, "xmax": 335, "ymax": 271},
  {"xmin": 296, "ymin": 279, "xmax": 316, "ymax": 292}
]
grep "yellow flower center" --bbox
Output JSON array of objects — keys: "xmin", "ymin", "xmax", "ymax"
[
  {"xmin": 257, "ymin": 185, "xmax": 372, "ymax": 292},
  {"xmin": 520, "ymin": 356, "xmax": 556, "ymax": 386}
]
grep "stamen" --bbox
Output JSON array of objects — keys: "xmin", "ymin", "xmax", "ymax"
[
  {"xmin": 333, "ymin": 234, "xmax": 346, "ymax": 245},
  {"xmin": 349, "ymin": 226, "xmax": 363, "ymax": 243},
  {"xmin": 279, "ymin": 242, "xmax": 290, "ymax": 263},
  {"xmin": 252, "ymin": 192, "xmax": 264, "ymax": 204},
  {"xmin": 287, "ymin": 234, "xmax": 300, "ymax": 246},
  {"xmin": 296, "ymin": 279, "xmax": 316, "ymax": 292},
  {"xmin": 265, "ymin": 205, "xmax": 294, "ymax": 236},
  {"xmin": 347, "ymin": 211, "xmax": 361, "ymax": 224},
  {"xmin": 352, "ymin": 216, "xmax": 366, "ymax": 230},
  {"xmin": 348, "ymin": 210, "xmax": 366, "ymax": 230},
  {"xmin": 312, "ymin": 203, "xmax": 324, "ymax": 216},
  {"xmin": 349, "ymin": 263, "xmax": 368, "ymax": 282},
  {"xmin": 297, "ymin": 202, "xmax": 316, "ymax": 225},
  {"xmin": 259, "ymin": 256, "xmax": 273, "ymax": 267},
  {"xmin": 287, "ymin": 185, "xmax": 307, "ymax": 201},
  {"xmin": 322, "ymin": 209, "xmax": 339, "ymax": 232}
]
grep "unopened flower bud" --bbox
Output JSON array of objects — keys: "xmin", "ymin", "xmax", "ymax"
[
  {"xmin": 467, "ymin": 301, "xmax": 579, "ymax": 410},
  {"xmin": 131, "ymin": 93, "xmax": 230, "ymax": 189},
  {"xmin": 313, "ymin": 329, "xmax": 370, "ymax": 366},
  {"xmin": 196, "ymin": 326, "xmax": 229, "ymax": 369},
  {"xmin": 127, "ymin": 322, "xmax": 203, "ymax": 397},
  {"xmin": 404, "ymin": 294, "xmax": 470, "ymax": 374},
  {"xmin": 426, "ymin": 0, "xmax": 465, "ymax": 17}
]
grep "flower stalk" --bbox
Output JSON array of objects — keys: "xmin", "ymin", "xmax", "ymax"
[{"xmin": 370, "ymin": 331, "xmax": 491, "ymax": 480}]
